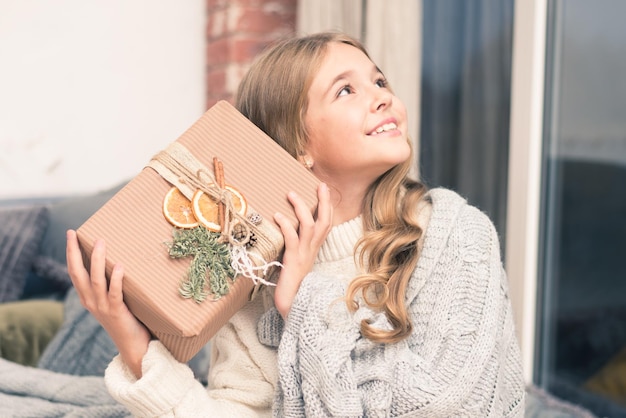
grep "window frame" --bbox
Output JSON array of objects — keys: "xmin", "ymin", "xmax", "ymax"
[{"xmin": 505, "ymin": 0, "xmax": 548, "ymax": 383}]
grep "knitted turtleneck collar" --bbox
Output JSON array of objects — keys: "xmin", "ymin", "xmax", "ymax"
[
  {"xmin": 315, "ymin": 216, "xmax": 363, "ymax": 264},
  {"xmin": 315, "ymin": 196, "xmax": 433, "ymax": 267}
]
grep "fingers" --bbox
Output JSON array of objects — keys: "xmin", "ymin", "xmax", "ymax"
[
  {"xmin": 274, "ymin": 191, "xmax": 310, "ymax": 247},
  {"xmin": 66, "ymin": 230, "xmax": 121, "ymax": 314},
  {"xmin": 108, "ymin": 264, "xmax": 125, "ymax": 308},
  {"xmin": 314, "ymin": 183, "xmax": 333, "ymax": 239},
  {"xmin": 288, "ymin": 182, "xmax": 332, "ymax": 230},
  {"xmin": 274, "ymin": 211, "xmax": 298, "ymax": 247},
  {"xmin": 295, "ymin": 183, "xmax": 332, "ymax": 248},
  {"xmin": 274, "ymin": 184, "xmax": 332, "ymax": 253},
  {"xmin": 66, "ymin": 230, "xmax": 91, "ymax": 294},
  {"xmin": 288, "ymin": 191, "xmax": 315, "ymax": 234},
  {"xmin": 90, "ymin": 239, "xmax": 110, "ymax": 308}
]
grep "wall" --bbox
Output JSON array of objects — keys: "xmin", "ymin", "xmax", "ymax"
[
  {"xmin": 0, "ymin": 0, "xmax": 299, "ymax": 201},
  {"xmin": 0, "ymin": 0, "xmax": 206, "ymax": 200},
  {"xmin": 205, "ymin": 0, "xmax": 297, "ymax": 108}
]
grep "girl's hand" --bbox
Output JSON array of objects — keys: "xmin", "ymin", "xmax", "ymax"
[
  {"xmin": 66, "ymin": 229, "xmax": 151, "ymax": 378},
  {"xmin": 273, "ymin": 182, "xmax": 332, "ymax": 319}
]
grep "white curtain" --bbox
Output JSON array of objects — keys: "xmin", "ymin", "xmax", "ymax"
[
  {"xmin": 297, "ymin": 0, "xmax": 422, "ymax": 175},
  {"xmin": 297, "ymin": 0, "xmax": 364, "ymax": 38}
]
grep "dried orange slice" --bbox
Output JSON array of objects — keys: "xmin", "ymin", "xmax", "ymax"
[
  {"xmin": 192, "ymin": 185, "xmax": 247, "ymax": 232},
  {"xmin": 163, "ymin": 187, "xmax": 199, "ymax": 229}
]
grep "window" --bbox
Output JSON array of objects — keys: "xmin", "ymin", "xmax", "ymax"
[{"xmin": 536, "ymin": 1, "xmax": 626, "ymax": 415}]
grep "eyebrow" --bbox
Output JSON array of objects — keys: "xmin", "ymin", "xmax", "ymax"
[
  {"xmin": 322, "ymin": 64, "xmax": 385, "ymax": 98},
  {"xmin": 323, "ymin": 70, "xmax": 352, "ymax": 98}
]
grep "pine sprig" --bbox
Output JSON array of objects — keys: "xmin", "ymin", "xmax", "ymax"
[{"xmin": 167, "ymin": 226, "xmax": 235, "ymax": 303}]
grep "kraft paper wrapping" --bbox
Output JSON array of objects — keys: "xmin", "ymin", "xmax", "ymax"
[{"xmin": 76, "ymin": 101, "xmax": 320, "ymax": 362}]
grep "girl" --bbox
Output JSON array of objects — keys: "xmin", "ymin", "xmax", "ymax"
[{"xmin": 67, "ymin": 31, "xmax": 525, "ymax": 417}]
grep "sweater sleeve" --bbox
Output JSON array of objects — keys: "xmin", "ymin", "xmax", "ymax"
[{"xmin": 104, "ymin": 294, "xmax": 277, "ymax": 417}]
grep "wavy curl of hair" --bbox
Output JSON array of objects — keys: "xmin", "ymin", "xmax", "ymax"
[{"xmin": 236, "ymin": 32, "xmax": 428, "ymax": 344}]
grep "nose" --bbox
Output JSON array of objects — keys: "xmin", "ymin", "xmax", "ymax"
[{"xmin": 371, "ymin": 87, "xmax": 393, "ymax": 112}]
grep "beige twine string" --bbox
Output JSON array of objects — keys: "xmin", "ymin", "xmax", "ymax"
[{"xmin": 148, "ymin": 143, "xmax": 283, "ymax": 286}]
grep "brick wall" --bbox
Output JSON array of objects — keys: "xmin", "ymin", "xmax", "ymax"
[{"xmin": 205, "ymin": 0, "xmax": 297, "ymax": 108}]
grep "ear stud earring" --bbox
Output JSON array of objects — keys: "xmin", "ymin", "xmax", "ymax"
[{"xmin": 299, "ymin": 155, "xmax": 314, "ymax": 169}]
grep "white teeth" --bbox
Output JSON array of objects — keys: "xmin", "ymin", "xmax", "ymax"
[{"xmin": 372, "ymin": 123, "xmax": 397, "ymax": 134}]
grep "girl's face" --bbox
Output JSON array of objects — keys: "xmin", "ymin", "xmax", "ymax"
[{"xmin": 303, "ymin": 42, "xmax": 410, "ymax": 190}]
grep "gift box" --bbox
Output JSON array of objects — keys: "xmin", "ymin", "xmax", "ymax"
[{"xmin": 76, "ymin": 100, "xmax": 319, "ymax": 362}]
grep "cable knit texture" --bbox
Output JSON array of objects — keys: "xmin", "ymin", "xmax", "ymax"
[{"xmin": 264, "ymin": 188, "xmax": 525, "ymax": 417}]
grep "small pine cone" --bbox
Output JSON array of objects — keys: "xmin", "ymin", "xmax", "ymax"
[
  {"xmin": 231, "ymin": 222, "xmax": 248, "ymax": 243},
  {"xmin": 246, "ymin": 232, "xmax": 257, "ymax": 248}
]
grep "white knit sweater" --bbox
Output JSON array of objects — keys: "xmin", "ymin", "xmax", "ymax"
[{"xmin": 104, "ymin": 188, "xmax": 524, "ymax": 417}]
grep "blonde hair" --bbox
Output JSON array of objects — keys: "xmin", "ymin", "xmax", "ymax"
[{"xmin": 236, "ymin": 32, "xmax": 427, "ymax": 343}]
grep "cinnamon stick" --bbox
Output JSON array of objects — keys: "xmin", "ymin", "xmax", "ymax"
[{"xmin": 213, "ymin": 157, "xmax": 225, "ymax": 230}]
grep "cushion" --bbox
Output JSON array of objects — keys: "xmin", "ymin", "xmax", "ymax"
[
  {"xmin": 21, "ymin": 256, "xmax": 72, "ymax": 299},
  {"xmin": 0, "ymin": 206, "xmax": 49, "ymax": 302},
  {"xmin": 584, "ymin": 346, "xmax": 626, "ymax": 407},
  {"xmin": 0, "ymin": 299, "xmax": 63, "ymax": 366},
  {"xmin": 38, "ymin": 181, "xmax": 127, "ymax": 266}
]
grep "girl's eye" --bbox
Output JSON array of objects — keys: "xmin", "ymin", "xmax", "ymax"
[
  {"xmin": 375, "ymin": 78, "xmax": 388, "ymax": 88},
  {"xmin": 337, "ymin": 85, "xmax": 353, "ymax": 97}
]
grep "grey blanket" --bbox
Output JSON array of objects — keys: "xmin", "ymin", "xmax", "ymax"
[
  {"xmin": 0, "ymin": 357, "xmax": 130, "ymax": 417},
  {"xmin": 0, "ymin": 286, "xmax": 130, "ymax": 417}
]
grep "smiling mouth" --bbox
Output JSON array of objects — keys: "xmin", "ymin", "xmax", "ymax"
[{"xmin": 369, "ymin": 122, "xmax": 398, "ymax": 135}]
